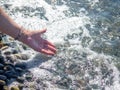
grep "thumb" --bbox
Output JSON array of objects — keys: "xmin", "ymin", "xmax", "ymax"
[{"xmin": 39, "ymin": 29, "xmax": 47, "ymax": 34}]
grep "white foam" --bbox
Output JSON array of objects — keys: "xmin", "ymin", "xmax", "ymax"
[{"xmin": 1, "ymin": 0, "xmax": 120, "ymax": 89}]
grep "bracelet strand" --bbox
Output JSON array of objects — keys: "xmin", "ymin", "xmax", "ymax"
[{"xmin": 15, "ymin": 27, "xmax": 23, "ymax": 40}]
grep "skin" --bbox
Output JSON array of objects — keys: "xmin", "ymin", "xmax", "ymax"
[{"xmin": 0, "ymin": 7, "xmax": 56, "ymax": 55}]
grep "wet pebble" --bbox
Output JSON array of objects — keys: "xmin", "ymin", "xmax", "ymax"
[
  {"xmin": 56, "ymin": 77, "xmax": 72, "ymax": 89},
  {"xmin": 15, "ymin": 62, "xmax": 27, "ymax": 69},
  {"xmin": 0, "ymin": 55, "xmax": 5, "ymax": 64},
  {"xmin": 18, "ymin": 84, "xmax": 25, "ymax": 90},
  {"xmin": 0, "ymin": 63, "xmax": 4, "ymax": 69},
  {"xmin": 0, "ymin": 75, "xmax": 7, "ymax": 81},
  {"xmin": 25, "ymin": 73, "xmax": 33, "ymax": 81},
  {"xmin": 12, "ymin": 49, "xmax": 18, "ymax": 54},
  {"xmin": 91, "ymin": 84, "xmax": 99, "ymax": 89},
  {"xmin": 18, "ymin": 84, "xmax": 24, "ymax": 90},
  {"xmin": 1, "ymin": 46, "xmax": 9, "ymax": 51},
  {"xmin": 4, "ymin": 51, "xmax": 12, "ymax": 55},
  {"xmin": 0, "ymin": 34, "xmax": 31, "ymax": 89},
  {"xmin": 5, "ymin": 55, "xmax": 17, "ymax": 63},
  {"xmin": 15, "ymin": 67, "xmax": 24, "ymax": 73},
  {"xmin": 10, "ymin": 86, "xmax": 20, "ymax": 90},
  {"xmin": 0, "ymin": 80, "xmax": 6, "ymax": 86},
  {"xmin": 4, "ymin": 70, "xmax": 17, "ymax": 79},
  {"xmin": 0, "ymin": 70, "xmax": 4, "ymax": 74},
  {"xmin": 21, "ymin": 44, "xmax": 28, "ymax": 50},
  {"xmin": 4, "ymin": 62, "xmax": 14, "ymax": 67},
  {"xmin": 4, "ymin": 65, "xmax": 14, "ymax": 71},
  {"xmin": 75, "ymin": 79, "xmax": 85, "ymax": 86},
  {"xmin": 3, "ymin": 85, "xmax": 9, "ymax": 90},
  {"xmin": 14, "ymin": 54, "xmax": 29, "ymax": 60},
  {"xmin": 4, "ymin": 3, "xmax": 12, "ymax": 9},
  {"xmin": 16, "ymin": 77, "xmax": 25, "ymax": 83}
]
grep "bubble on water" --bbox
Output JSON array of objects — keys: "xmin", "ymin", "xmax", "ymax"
[{"xmin": 1, "ymin": 0, "xmax": 120, "ymax": 90}]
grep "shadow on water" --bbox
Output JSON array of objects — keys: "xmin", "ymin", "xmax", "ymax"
[
  {"xmin": 26, "ymin": 53, "xmax": 53, "ymax": 69},
  {"xmin": 0, "ymin": 54, "xmax": 53, "ymax": 90}
]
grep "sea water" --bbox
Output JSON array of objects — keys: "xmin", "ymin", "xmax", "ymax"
[{"xmin": 0, "ymin": 0, "xmax": 120, "ymax": 90}]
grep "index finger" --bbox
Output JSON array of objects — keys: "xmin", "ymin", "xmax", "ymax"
[
  {"xmin": 44, "ymin": 40, "xmax": 56, "ymax": 47},
  {"xmin": 40, "ymin": 49, "xmax": 55, "ymax": 55}
]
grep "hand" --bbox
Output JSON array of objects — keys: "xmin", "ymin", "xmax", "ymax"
[{"xmin": 20, "ymin": 29, "xmax": 57, "ymax": 55}]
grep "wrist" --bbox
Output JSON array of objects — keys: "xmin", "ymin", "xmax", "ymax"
[{"xmin": 16, "ymin": 28, "xmax": 30, "ymax": 43}]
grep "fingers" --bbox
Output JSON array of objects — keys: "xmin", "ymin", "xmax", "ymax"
[
  {"xmin": 44, "ymin": 40, "xmax": 57, "ymax": 54},
  {"xmin": 39, "ymin": 29, "xmax": 47, "ymax": 34},
  {"xmin": 34, "ymin": 29, "xmax": 47, "ymax": 35},
  {"xmin": 44, "ymin": 40, "xmax": 55, "ymax": 47},
  {"xmin": 41, "ymin": 45, "xmax": 57, "ymax": 55},
  {"xmin": 38, "ymin": 43, "xmax": 56, "ymax": 55},
  {"xmin": 40, "ymin": 49, "xmax": 55, "ymax": 55},
  {"xmin": 47, "ymin": 45, "xmax": 56, "ymax": 53}
]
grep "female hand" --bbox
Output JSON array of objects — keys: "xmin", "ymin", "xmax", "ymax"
[
  {"xmin": 20, "ymin": 29, "xmax": 56, "ymax": 55},
  {"xmin": 0, "ymin": 7, "xmax": 56, "ymax": 55}
]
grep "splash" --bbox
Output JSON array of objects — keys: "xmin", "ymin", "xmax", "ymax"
[{"xmin": 0, "ymin": 0, "xmax": 120, "ymax": 90}]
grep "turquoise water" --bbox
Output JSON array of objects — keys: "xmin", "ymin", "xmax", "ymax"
[{"xmin": 0, "ymin": 0, "xmax": 120, "ymax": 90}]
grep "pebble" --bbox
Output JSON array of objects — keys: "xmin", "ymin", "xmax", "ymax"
[
  {"xmin": 15, "ymin": 62, "xmax": 27, "ymax": 69},
  {"xmin": 4, "ymin": 62, "xmax": 14, "ymax": 67},
  {"xmin": 25, "ymin": 74, "xmax": 33, "ymax": 81},
  {"xmin": 1, "ymin": 46, "xmax": 9, "ymax": 51},
  {"xmin": 76, "ymin": 80, "xmax": 85, "ymax": 86},
  {"xmin": 12, "ymin": 49, "xmax": 18, "ymax": 54},
  {"xmin": 0, "ymin": 55, "xmax": 5, "ymax": 64},
  {"xmin": 14, "ymin": 54, "xmax": 29, "ymax": 60},
  {"xmin": 18, "ymin": 84, "xmax": 24, "ymax": 90},
  {"xmin": 0, "ymin": 33, "xmax": 31, "ymax": 89},
  {"xmin": 4, "ymin": 71, "xmax": 17, "ymax": 79},
  {"xmin": 16, "ymin": 77, "xmax": 25, "ymax": 83},
  {"xmin": 4, "ymin": 65, "xmax": 14, "ymax": 71},
  {"xmin": 5, "ymin": 55, "xmax": 17, "ymax": 63},
  {"xmin": 3, "ymin": 85, "xmax": 9, "ymax": 90},
  {"xmin": 0, "ymin": 70, "xmax": 4, "ymax": 74},
  {"xmin": 15, "ymin": 67, "xmax": 24, "ymax": 73},
  {"xmin": 10, "ymin": 86, "xmax": 20, "ymax": 90},
  {"xmin": 4, "ymin": 51, "xmax": 12, "ymax": 55},
  {"xmin": 0, "ymin": 80, "xmax": 6, "ymax": 86},
  {"xmin": 0, "ymin": 75, "xmax": 7, "ymax": 81},
  {"xmin": 21, "ymin": 44, "xmax": 28, "ymax": 50},
  {"xmin": 0, "ymin": 63, "xmax": 4, "ymax": 69}
]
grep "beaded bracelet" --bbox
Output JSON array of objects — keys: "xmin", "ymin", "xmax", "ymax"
[{"xmin": 14, "ymin": 28, "xmax": 23, "ymax": 40}]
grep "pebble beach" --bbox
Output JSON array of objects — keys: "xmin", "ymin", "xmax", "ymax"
[{"xmin": 0, "ymin": 0, "xmax": 120, "ymax": 90}]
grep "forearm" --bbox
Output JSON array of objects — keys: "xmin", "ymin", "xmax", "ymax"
[
  {"xmin": 0, "ymin": 8, "xmax": 56, "ymax": 55},
  {"xmin": 0, "ymin": 7, "xmax": 22, "ymax": 39}
]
